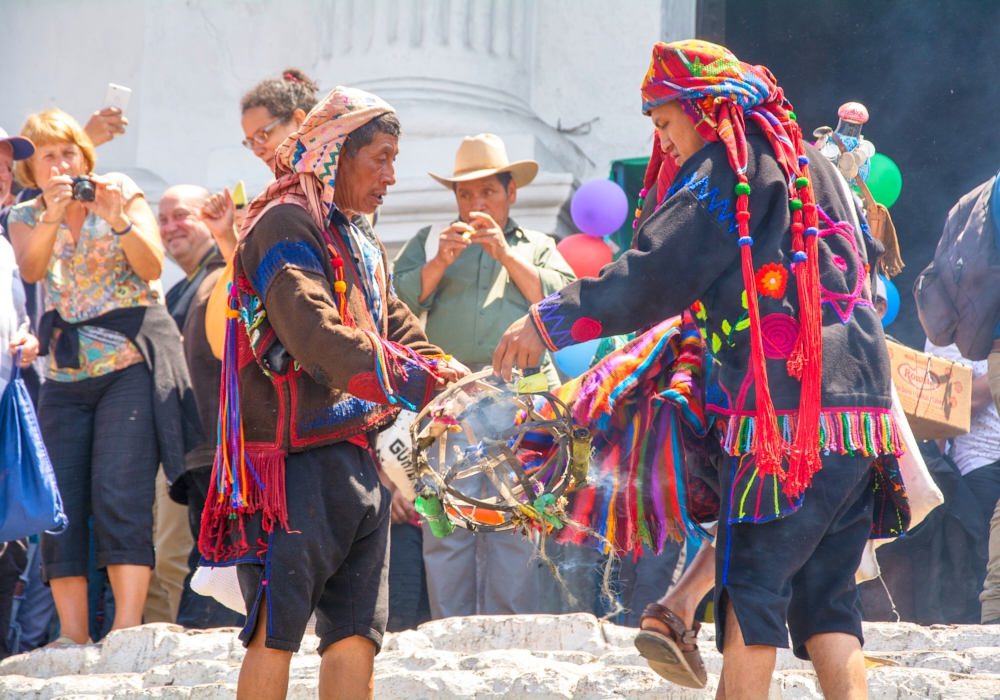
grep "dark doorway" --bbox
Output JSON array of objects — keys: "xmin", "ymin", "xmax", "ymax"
[{"xmin": 720, "ymin": 1, "xmax": 1000, "ymax": 348}]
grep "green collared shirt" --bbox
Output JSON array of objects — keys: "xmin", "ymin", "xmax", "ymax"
[{"xmin": 393, "ymin": 217, "xmax": 576, "ymax": 387}]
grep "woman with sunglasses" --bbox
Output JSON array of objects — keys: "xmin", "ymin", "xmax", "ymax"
[{"xmin": 240, "ymin": 69, "xmax": 319, "ymax": 171}]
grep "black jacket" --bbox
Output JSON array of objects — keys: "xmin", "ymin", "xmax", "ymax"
[{"xmin": 532, "ymin": 127, "xmax": 891, "ymax": 417}]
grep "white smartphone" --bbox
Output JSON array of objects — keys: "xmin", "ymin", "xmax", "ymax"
[{"xmin": 102, "ymin": 83, "xmax": 132, "ymax": 115}]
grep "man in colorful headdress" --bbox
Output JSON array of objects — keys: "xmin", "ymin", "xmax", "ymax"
[
  {"xmin": 495, "ymin": 41, "xmax": 903, "ymax": 698},
  {"xmin": 199, "ymin": 87, "xmax": 465, "ymax": 700}
]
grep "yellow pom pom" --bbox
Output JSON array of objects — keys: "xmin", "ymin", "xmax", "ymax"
[
  {"xmin": 334, "ymin": 281, "xmax": 347, "ymax": 293},
  {"xmin": 225, "ymin": 308, "xmax": 239, "ymax": 319}
]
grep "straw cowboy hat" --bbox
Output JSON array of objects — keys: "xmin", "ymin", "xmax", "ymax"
[{"xmin": 429, "ymin": 133, "xmax": 538, "ymax": 188}]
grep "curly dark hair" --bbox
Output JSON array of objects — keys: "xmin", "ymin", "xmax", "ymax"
[{"xmin": 240, "ymin": 68, "xmax": 319, "ymax": 121}]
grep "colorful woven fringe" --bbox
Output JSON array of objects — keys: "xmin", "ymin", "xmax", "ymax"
[
  {"xmin": 539, "ymin": 314, "xmax": 712, "ymax": 556},
  {"xmin": 200, "ymin": 277, "xmax": 289, "ymax": 561},
  {"xmin": 362, "ymin": 329, "xmax": 441, "ymax": 410},
  {"xmin": 717, "ymin": 408, "xmax": 904, "ymax": 459}
]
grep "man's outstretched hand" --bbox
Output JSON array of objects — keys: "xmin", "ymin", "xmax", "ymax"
[
  {"xmin": 492, "ymin": 315, "xmax": 546, "ymax": 382},
  {"xmin": 435, "ymin": 357, "xmax": 471, "ymax": 386}
]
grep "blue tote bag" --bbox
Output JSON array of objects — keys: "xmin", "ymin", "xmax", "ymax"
[{"xmin": 0, "ymin": 350, "xmax": 67, "ymax": 541}]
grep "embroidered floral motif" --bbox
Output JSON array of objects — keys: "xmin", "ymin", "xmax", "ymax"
[
  {"xmin": 571, "ymin": 318, "xmax": 603, "ymax": 342},
  {"xmin": 348, "ymin": 372, "xmax": 388, "ymax": 403},
  {"xmin": 760, "ymin": 314, "xmax": 799, "ymax": 360},
  {"xmin": 755, "ymin": 262, "xmax": 787, "ymax": 298},
  {"xmin": 815, "ymin": 206, "xmax": 874, "ymax": 324}
]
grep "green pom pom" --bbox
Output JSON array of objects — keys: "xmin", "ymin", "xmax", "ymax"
[
  {"xmin": 789, "ymin": 199, "xmax": 803, "ymax": 211},
  {"xmin": 788, "ymin": 111, "xmax": 797, "ymax": 120},
  {"xmin": 734, "ymin": 183, "xmax": 751, "ymax": 195},
  {"xmin": 795, "ymin": 177, "xmax": 809, "ymax": 188}
]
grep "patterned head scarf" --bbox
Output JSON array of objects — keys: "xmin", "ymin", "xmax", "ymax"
[
  {"xmin": 241, "ymin": 86, "xmax": 394, "ymax": 235},
  {"xmin": 641, "ymin": 40, "xmax": 799, "ymax": 187},
  {"xmin": 640, "ymin": 40, "xmax": 824, "ymax": 498}
]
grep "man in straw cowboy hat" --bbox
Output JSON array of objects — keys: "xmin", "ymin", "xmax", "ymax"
[{"xmin": 394, "ymin": 133, "xmax": 575, "ymax": 619}]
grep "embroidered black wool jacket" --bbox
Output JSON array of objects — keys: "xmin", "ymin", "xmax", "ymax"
[{"xmin": 531, "ymin": 130, "xmax": 895, "ymax": 456}]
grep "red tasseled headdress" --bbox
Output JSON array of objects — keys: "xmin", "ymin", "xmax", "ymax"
[{"xmin": 639, "ymin": 39, "xmax": 823, "ymax": 498}]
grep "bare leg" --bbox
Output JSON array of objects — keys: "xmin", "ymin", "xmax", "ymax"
[
  {"xmin": 237, "ymin": 599, "xmax": 293, "ymax": 700},
  {"xmin": 720, "ymin": 599, "xmax": 775, "ymax": 700},
  {"xmin": 641, "ymin": 528, "xmax": 717, "ymax": 636},
  {"xmin": 105, "ymin": 564, "xmax": 151, "ymax": 630},
  {"xmin": 804, "ymin": 633, "xmax": 868, "ymax": 700},
  {"xmin": 49, "ymin": 576, "xmax": 89, "ymax": 644},
  {"xmin": 318, "ymin": 635, "xmax": 376, "ymax": 700}
]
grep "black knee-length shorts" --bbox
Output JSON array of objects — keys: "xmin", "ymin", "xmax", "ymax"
[
  {"xmin": 236, "ymin": 441, "xmax": 391, "ymax": 656},
  {"xmin": 715, "ymin": 452, "xmax": 874, "ymax": 659}
]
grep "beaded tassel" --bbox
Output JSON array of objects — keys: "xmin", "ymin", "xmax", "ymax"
[
  {"xmin": 783, "ymin": 123, "xmax": 824, "ymax": 499},
  {"xmin": 735, "ymin": 179, "xmax": 784, "ymax": 477},
  {"xmin": 325, "ymin": 241, "xmax": 351, "ymax": 326}
]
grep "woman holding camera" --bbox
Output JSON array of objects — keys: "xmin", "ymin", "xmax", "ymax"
[{"xmin": 8, "ymin": 109, "xmax": 198, "ymax": 645}]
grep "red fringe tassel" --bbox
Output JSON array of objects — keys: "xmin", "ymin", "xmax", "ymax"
[
  {"xmin": 736, "ymin": 186, "xmax": 784, "ymax": 477},
  {"xmin": 784, "ymin": 125, "xmax": 824, "ymax": 499}
]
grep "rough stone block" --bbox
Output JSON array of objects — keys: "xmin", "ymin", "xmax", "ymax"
[
  {"xmin": 572, "ymin": 664, "xmax": 715, "ymax": 699},
  {"xmin": 0, "ymin": 645, "xmax": 103, "ymax": 679},
  {"xmin": 417, "ymin": 614, "xmax": 612, "ymax": 656},
  {"xmin": 37, "ymin": 673, "xmax": 143, "ymax": 699}
]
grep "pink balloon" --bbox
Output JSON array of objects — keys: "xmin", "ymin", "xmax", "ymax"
[{"xmin": 557, "ymin": 234, "xmax": 613, "ymax": 279}]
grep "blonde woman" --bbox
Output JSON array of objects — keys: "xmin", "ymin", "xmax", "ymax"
[{"xmin": 8, "ymin": 109, "xmax": 199, "ymax": 645}]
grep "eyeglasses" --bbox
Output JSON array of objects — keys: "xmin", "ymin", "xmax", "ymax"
[{"xmin": 241, "ymin": 118, "xmax": 285, "ymax": 150}]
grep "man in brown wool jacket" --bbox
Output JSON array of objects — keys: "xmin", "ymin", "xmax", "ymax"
[{"xmin": 198, "ymin": 87, "xmax": 466, "ymax": 700}]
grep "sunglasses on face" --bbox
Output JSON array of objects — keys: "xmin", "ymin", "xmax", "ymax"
[{"xmin": 241, "ymin": 118, "xmax": 286, "ymax": 150}]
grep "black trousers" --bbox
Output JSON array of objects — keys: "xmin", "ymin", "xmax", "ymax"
[
  {"xmin": 387, "ymin": 523, "xmax": 431, "ymax": 632},
  {"xmin": 236, "ymin": 442, "xmax": 390, "ymax": 655},
  {"xmin": 0, "ymin": 541, "xmax": 27, "ymax": 659},
  {"xmin": 716, "ymin": 453, "xmax": 874, "ymax": 659},
  {"xmin": 39, "ymin": 364, "xmax": 159, "ymax": 580}
]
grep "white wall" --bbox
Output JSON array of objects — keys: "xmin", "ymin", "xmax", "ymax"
[{"xmin": 1, "ymin": 0, "xmax": 696, "ymax": 243}]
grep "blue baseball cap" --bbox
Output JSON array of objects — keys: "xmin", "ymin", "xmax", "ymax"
[{"xmin": 0, "ymin": 127, "xmax": 35, "ymax": 160}]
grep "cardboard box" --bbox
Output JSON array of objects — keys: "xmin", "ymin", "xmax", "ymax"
[{"xmin": 885, "ymin": 340, "xmax": 972, "ymax": 440}]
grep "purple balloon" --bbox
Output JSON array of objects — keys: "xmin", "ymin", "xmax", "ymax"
[{"xmin": 571, "ymin": 179, "xmax": 629, "ymax": 237}]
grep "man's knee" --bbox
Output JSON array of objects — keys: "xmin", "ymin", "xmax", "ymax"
[{"xmin": 321, "ymin": 634, "xmax": 376, "ymax": 659}]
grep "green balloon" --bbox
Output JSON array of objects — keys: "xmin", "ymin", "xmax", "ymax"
[{"xmin": 866, "ymin": 153, "xmax": 902, "ymax": 208}]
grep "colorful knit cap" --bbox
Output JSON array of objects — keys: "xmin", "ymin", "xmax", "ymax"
[
  {"xmin": 641, "ymin": 40, "xmax": 824, "ymax": 499},
  {"xmin": 241, "ymin": 86, "xmax": 394, "ymax": 234}
]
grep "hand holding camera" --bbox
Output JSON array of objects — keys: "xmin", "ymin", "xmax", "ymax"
[
  {"xmin": 39, "ymin": 167, "xmax": 74, "ymax": 222},
  {"xmin": 82, "ymin": 175, "xmax": 128, "ymax": 231}
]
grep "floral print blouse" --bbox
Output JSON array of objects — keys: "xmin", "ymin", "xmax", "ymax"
[{"xmin": 8, "ymin": 173, "xmax": 163, "ymax": 382}]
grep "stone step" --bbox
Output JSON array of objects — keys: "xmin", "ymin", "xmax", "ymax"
[{"xmin": 1, "ymin": 617, "xmax": 998, "ymax": 699}]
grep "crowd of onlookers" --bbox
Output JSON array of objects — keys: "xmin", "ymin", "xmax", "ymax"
[
  {"xmin": 4, "ymin": 65, "xmax": 1000, "ymax": 658},
  {"xmin": 0, "ymin": 67, "xmax": 584, "ymax": 655}
]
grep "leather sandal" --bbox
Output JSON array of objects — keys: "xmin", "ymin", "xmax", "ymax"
[{"xmin": 634, "ymin": 602, "xmax": 708, "ymax": 689}]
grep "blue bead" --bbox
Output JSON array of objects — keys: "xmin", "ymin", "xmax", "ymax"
[
  {"xmin": 805, "ymin": 227, "xmax": 819, "ymax": 237},
  {"xmin": 737, "ymin": 236, "xmax": 753, "ymax": 246},
  {"xmin": 798, "ymin": 155, "xmax": 810, "ymax": 166},
  {"xmin": 793, "ymin": 251, "xmax": 808, "ymax": 263}
]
